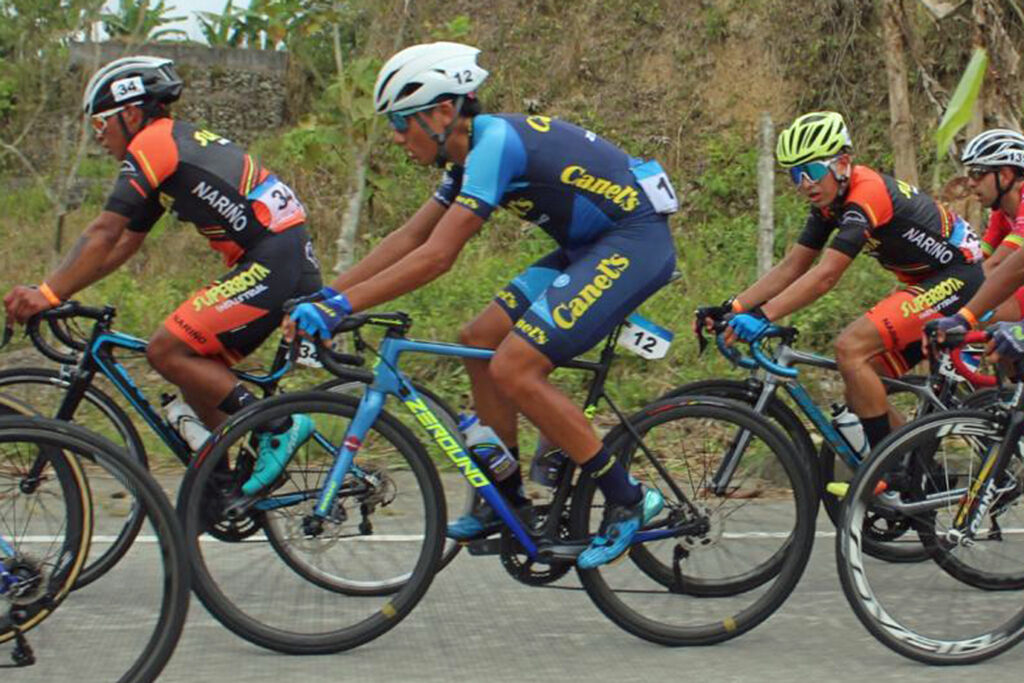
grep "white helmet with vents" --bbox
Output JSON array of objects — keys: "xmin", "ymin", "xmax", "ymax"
[
  {"xmin": 961, "ymin": 128, "xmax": 1024, "ymax": 169},
  {"xmin": 373, "ymin": 42, "xmax": 488, "ymax": 114}
]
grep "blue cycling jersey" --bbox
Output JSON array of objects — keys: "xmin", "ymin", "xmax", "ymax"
[{"xmin": 433, "ymin": 114, "xmax": 667, "ymax": 247}]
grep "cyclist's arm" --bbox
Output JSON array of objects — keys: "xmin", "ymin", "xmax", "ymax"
[
  {"xmin": 328, "ymin": 197, "xmax": 447, "ymax": 291},
  {"xmin": 964, "ymin": 247, "xmax": 1024, "ymax": 320},
  {"xmin": 344, "ymin": 204, "xmax": 484, "ymax": 311},
  {"xmin": 46, "ymin": 211, "xmax": 139, "ymax": 297},
  {"xmin": 760, "ymin": 248, "xmax": 853, "ymax": 321},
  {"xmin": 733, "ymin": 243, "xmax": 818, "ymax": 310}
]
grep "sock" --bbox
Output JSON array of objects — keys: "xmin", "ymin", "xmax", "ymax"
[
  {"xmin": 217, "ymin": 384, "xmax": 257, "ymax": 414},
  {"xmin": 582, "ymin": 447, "xmax": 641, "ymax": 507},
  {"xmin": 861, "ymin": 414, "xmax": 891, "ymax": 450}
]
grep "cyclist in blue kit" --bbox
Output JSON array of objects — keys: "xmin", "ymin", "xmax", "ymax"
[{"xmin": 289, "ymin": 42, "xmax": 678, "ymax": 568}]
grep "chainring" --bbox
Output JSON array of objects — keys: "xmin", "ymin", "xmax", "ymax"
[{"xmin": 499, "ymin": 504, "xmax": 573, "ymax": 586}]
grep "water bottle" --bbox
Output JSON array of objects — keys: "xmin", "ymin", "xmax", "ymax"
[
  {"xmin": 529, "ymin": 433, "xmax": 568, "ymax": 487},
  {"xmin": 831, "ymin": 403, "xmax": 867, "ymax": 458},
  {"xmin": 162, "ymin": 394, "xmax": 211, "ymax": 452},
  {"xmin": 459, "ymin": 413, "xmax": 517, "ymax": 482}
]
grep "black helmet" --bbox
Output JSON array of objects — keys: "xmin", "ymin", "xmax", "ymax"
[{"xmin": 82, "ymin": 55, "xmax": 183, "ymax": 116}]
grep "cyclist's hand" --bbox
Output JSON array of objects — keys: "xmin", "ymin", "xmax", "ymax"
[
  {"xmin": 281, "ymin": 286, "xmax": 337, "ymax": 341},
  {"xmin": 3, "ymin": 285, "xmax": 53, "ymax": 323},
  {"xmin": 986, "ymin": 321, "xmax": 1024, "ymax": 362},
  {"xmin": 922, "ymin": 313, "xmax": 970, "ymax": 356},
  {"xmin": 290, "ymin": 289, "xmax": 352, "ymax": 339},
  {"xmin": 727, "ymin": 311, "xmax": 770, "ymax": 343}
]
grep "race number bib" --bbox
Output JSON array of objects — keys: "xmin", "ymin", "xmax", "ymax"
[
  {"xmin": 295, "ymin": 338, "xmax": 323, "ymax": 368},
  {"xmin": 617, "ymin": 314, "xmax": 674, "ymax": 360},
  {"xmin": 631, "ymin": 160, "xmax": 678, "ymax": 215},
  {"xmin": 248, "ymin": 175, "xmax": 307, "ymax": 232}
]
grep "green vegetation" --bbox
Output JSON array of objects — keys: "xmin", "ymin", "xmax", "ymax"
[{"xmin": 1, "ymin": 0, "xmax": 1019, "ymax": 461}]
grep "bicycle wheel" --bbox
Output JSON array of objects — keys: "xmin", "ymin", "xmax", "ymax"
[
  {"xmin": 0, "ymin": 416, "xmax": 188, "ymax": 683},
  {"xmin": 316, "ymin": 376, "xmax": 470, "ymax": 572},
  {"xmin": 179, "ymin": 390, "xmax": 444, "ymax": 654},
  {"xmin": 0, "ymin": 367, "xmax": 148, "ymax": 589},
  {"xmin": 570, "ymin": 397, "xmax": 816, "ymax": 645},
  {"xmin": 818, "ymin": 377, "xmax": 930, "ymax": 563},
  {"xmin": 837, "ymin": 409, "xmax": 1024, "ymax": 664}
]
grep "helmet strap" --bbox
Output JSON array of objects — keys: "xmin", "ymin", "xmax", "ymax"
[
  {"xmin": 992, "ymin": 169, "xmax": 1014, "ymax": 210},
  {"xmin": 412, "ymin": 96, "xmax": 465, "ymax": 168}
]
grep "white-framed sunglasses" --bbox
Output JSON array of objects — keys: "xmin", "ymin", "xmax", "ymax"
[{"xmin": 89, "ymin": 106, "xmax": 126, "ymax": 134}]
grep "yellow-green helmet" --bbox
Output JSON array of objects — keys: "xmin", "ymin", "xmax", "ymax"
[{"xmin": 776, "ymin": 112, "xmax": 852, "ymax": 167}]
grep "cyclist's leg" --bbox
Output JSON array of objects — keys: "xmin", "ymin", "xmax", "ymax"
[
  {"xmin": 460, "ymin": 251, "xmax": 569, "ymax": 447},
  {"xmin": 490, "ymin": 219, "xmax": 676, "ymax": 566},
  {"xmin": 843, "ymin": 262, "xmax": 984, "ymax": 447}
]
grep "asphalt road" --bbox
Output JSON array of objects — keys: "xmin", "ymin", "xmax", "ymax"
[{"xmin": 6, "ymin": 516, "xmax": 1024, "ymax": 683}]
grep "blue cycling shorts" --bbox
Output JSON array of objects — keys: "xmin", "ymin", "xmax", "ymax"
[{"xmin": 495, "ymin": 219, "xmax": 676, "ymax": 364}]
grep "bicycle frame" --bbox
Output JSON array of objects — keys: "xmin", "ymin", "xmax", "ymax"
[{"xmin": 308, "ymin": 332, "xmax": 683, "ymax": 563}]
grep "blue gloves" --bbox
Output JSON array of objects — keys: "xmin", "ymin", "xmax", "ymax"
[
  {"xmin": 290, "ymin": 287, "xmax": 353, "ymax": 339},
  {"xmin": 728, "ymin": 311, "xmax": 770, "ymax": 342},
  {"xmin": 988, "ymin": 321, "xmax": 1024, "ymax": 360}
]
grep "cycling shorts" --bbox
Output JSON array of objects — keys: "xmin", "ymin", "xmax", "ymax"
[
  {"xmin": 866, "ymin": 262, "xmax": 983, "ymax": 376},
  {"xmin": 164, "ymin": 226, "xmax": 322, "ymax": 365},
  {"xmin": 495, "ymin": 218, "xmax": 676, "ymax": 365}
]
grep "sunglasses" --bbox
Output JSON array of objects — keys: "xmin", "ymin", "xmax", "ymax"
[
  {"xmin": 966, "ymin": 166, "xmax": 995, "ymax": 181},
  {"xmin": 387, "ymin": 102, "xmax": 441, "ymax": 132},
  {"xmin": 787, "ymin": 158, "xmax": 837, "ymax": 186},
  {"xmin": 89, "ymin": 106, "xmax": 126, "ymax": 134}
]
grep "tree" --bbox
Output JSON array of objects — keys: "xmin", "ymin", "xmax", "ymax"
[
  {"xmin": 101, "ymin": 0, "xmax": 187, "ymax": 43},
  {"xmin": 880, "ymin": 0, "xmax": 919, "ymax": 185}
]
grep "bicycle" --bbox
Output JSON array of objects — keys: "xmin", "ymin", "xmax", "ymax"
[
  {"xmin": 676, "ymin": 312, "xmax": 995, "ymax": 562},
  {"xmin": 836, "ymin": 328, "xmax": 1024, "ymax": 665},
  {"xmin": 0, "ymin": 302, "xmax": 467, "ymax": 590},
  {"xmin": 0, "ymin": 414, "xmax": 189, "ymax": 682},
  {"xmin": 177, "ymin": 310, "xmax": 816, "ymax": 654}
]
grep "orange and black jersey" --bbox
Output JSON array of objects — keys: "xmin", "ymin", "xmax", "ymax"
[
  {"xmin": 104, "ymin": 118, "xmax": 306, "ymax": 265},
  {"xmin": 797, "ymin": 166, "xmax": 981, "ymax": 282}
]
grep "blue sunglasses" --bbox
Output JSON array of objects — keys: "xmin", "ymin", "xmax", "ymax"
[
  {"xmin": 787, "ymin": 158, "xmax": 836, "ymax": 186},
  {"xmin": 387, "ymin": 102, "xmax": 442, "ymax": 132}
]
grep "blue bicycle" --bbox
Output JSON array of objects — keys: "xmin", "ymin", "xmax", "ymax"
[{"xmin": 178, "ymin": 310, "xmax": 816, "ymax": 654}]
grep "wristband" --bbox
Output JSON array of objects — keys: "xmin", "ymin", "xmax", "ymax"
[
  {"xmin": 731, "ymin": 298, "xmax": 745, "ymax": 313},
  {"xmin": 958, "ymin": 307, "xmax": 978, "ymax": 329},
  {"xmin": 39, "ymin": 282, "xmax": 62, "ymax": 306}
]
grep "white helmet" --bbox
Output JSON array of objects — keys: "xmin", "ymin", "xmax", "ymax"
[
  {"xmin": 373, "ymin": 42, "xmax": 488, "ymax": 114},
  {"xmin": 961, "ymin": 128, "xmax": 1024, "ymax": 169},
  {"xmin": 82, "ymin": 55, "xmax": 183, "ymax": 116}
]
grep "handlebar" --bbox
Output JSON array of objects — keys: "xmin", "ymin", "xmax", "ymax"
[{"xmin": 22, "ymin": 302, "xmax": 112, "ymax": 364}]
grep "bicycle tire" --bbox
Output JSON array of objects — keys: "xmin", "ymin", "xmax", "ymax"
[
  {"xmin": 836, "ymin": 409, "xmax": 1024, "ymax": 664},
  {"xmin": 179, "ymin": 390, "xmax": 444, "ymax": 654},
  {"xmin": 570, "ymin": 397, "xmax": 816, "ymax": 645},
  {"xmin": 0, "ymin": 367, "xmax": 149, "ymax": 589},
  {"xmin": 0, "ymin": 416, "xmax": 189, "ymax": 683},
  {"xmin": 315, "ymin": 376, "xmax": 471, "ymax": 572}
]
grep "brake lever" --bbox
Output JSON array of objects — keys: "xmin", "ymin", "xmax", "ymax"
[{"xmin": 0, "ymin": 320, "xmax": 12, "ymax": 350}]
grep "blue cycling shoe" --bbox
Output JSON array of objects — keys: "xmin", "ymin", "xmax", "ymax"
[
  {"xmin": 241, "ymin": 414, "xmax": 315, "ymax": 496},
  {"xmin": 577, "ymin": 487, "xmax": 664, "ymax": 569},
  {"xmin": 446, "ymin": 499, "xmax": 531, "ymax": 541}
]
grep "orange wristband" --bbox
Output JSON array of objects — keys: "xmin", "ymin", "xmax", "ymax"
[
  {"xmin": 731, "ymin": 298, "xmax": 745, "ymax": 313},
  {"xmin": 39, "ymin": 282, "xmax": 62, "ymax": 307},
  {"xmin": 958, "ymin": 307, "xmax": 978, "ymax": 329}
]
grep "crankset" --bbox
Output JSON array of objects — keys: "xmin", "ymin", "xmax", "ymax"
[{"xmin": 499, "ymin": 504, "xmax": 573, "ymax": 586}]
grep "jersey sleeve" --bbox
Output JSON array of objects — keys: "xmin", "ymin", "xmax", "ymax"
[
  {"xmin": 981, "ymin": 211, "xmax": 1012, "ymax": 256},
  {"xmin": 102, "ymin": 120, "xmax": 178, "ymax": 232},
  {"xmin": 432, "ymin": 164, "xmax": 464, "ymax": 208},
  {"xmin": 826, "ymin": 204, "xmax": 873, "ymax": 257},
  {"xmin": 455, "ymin": 117, "xmax": 527, "ymax": 219},
  {"xmin": 795, "ymin": 210, "xmax": 832, "ymax": 251}
]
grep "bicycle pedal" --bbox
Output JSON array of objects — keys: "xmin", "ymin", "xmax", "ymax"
[{"xmin": 465, "ymin": 538, "xmax": 501, "ymax": 555}]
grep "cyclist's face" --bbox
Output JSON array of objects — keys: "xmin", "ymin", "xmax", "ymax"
[
  {"xmin": 796, "ymin": 156, "xmax": 847, "ymax": 208},
  {"xmin": 390, "ymin": 102, "xmax": 455, "ymax": 165},
  {"xmin": 966, "ymin": 166, "xmax": 999, "ymax": 206},
  {"xmin": 93, "ymin": 105, "xmax": 142, "ymax": 161}
]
